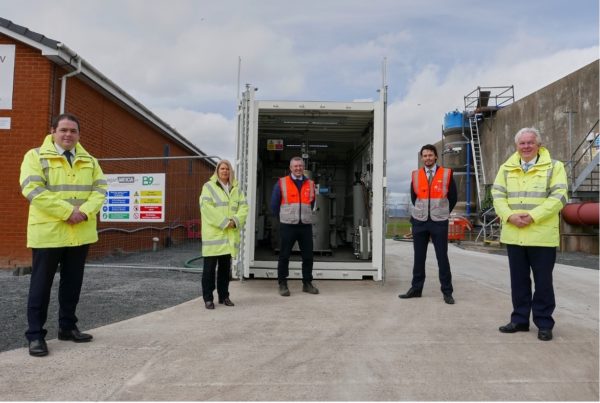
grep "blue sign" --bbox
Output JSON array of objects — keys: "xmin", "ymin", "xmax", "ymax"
[
  {"xmin": 108, "ymin": 191, "xmax": 130, "ymax": 197},
  {"xmin": 109, "ymin": 206, "xmax": 130, "ymax": 212},
  {"xmin": 108, "ymin": 198, "xmax": 129, "ymax": 205}
]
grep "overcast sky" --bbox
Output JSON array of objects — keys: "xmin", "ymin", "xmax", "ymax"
[{"xmin": 2, "ymin": 0, "xmax": 598, "ymax": 196}]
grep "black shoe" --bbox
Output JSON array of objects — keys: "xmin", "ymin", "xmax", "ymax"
[
  {"xmin": 443, "ymin": 294, "xmax": 455, "ymax": 304},
  {"xmin": 538, "ymin": 329, "xmax": 553, "ymax": 341},
  {"xmin": 28, "ymin": 339, "xmax": 48, "ymax": 357},
  {"xmin": 205, "ymin": 301, "xmax": 215, "ymax": 309},
  {"xmin": 279, "ymin": 283, "xmax": 290, "ymax": 297},
  {"xmin": 398, "ymin": 288, "xmax": 422, "ymax": 299},
  {"xmin": 498, "ymin": 322, "xmax": 530, "ymax": 333},
  {"xmin": 219, "ymin": 298, "xmax": 235, "ymax": 306},
  {"xmin": 302, "ymin": 282, "xmax": 319, "ymax": 294},
  {"xmin": 58, "ymin": 328, "xmax": 93, "ymax": 343}
]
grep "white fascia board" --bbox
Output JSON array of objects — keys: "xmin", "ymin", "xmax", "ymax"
[
  {"xmin": 257, "ymin": 100, "xmax": 375, "ymax": 111},
  {"xmin": 0, "ymin": 27, "xmax": 59, "ymax": 56}
]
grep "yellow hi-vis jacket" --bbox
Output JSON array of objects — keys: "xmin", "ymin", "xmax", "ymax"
[
  {"xmin": 199, "ymin": 174, "xmax": 248, "ymax": 258},
  {"xmin": 491, "ymin": 147, "xmax": 567, "ymax": 247},
  {"xmin": 19, "ymin": 135, "xmax": 107, "ymax": 248}
]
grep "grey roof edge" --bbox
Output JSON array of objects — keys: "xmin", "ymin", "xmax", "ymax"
[{"xmin": 0, "ymin": 17, "xmax": 216, "ymax": 165}]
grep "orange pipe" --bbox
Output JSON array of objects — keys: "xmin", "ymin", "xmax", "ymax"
[{"xmin": 562, "ymin": 202, "xmax": 599, "ymax": 226}]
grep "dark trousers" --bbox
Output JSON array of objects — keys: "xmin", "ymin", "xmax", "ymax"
[
  {"xmin": 411, "ymin": 219, "xmax": 453, "ymax": 295},
  {"xmin": 202, "ymin": 254, "xmax": 231, "ymax": 302},
  {"xmin": 506, "ymin": 245, "xmax": 556, "ymax": 329},
  {"xmin": 26, "ymin": 245, "xmax": 90, "ymax": 342},
  {"xmin": 277, "ymin": 223, "xmax": 313, "ymax": 284}
]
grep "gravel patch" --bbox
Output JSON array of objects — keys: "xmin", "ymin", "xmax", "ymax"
[{"xmin": 0, "ymin": 265, "xmax": 202, "ymax": 353}]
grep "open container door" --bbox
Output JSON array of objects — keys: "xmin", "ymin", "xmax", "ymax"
[
  {"xmin": 234, "ymin": 86, "xmax": 258, "ymax": 279},
  {"xmin": 372, "ymin": 85, "xmax": 387, "ymax": 281}
]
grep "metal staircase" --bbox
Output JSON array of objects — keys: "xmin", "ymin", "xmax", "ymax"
[
  {"xmin": 475, "ymin": 207, "xmax": 501, "ymax": 244},
  {"xmin": 569, "ymin": 120, "xmax": 599, "ymax": 199}
]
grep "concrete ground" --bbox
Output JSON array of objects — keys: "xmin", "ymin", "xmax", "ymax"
[{"xmin": 0, "ymin": 240, "xmax": 598, "ymax": 401}]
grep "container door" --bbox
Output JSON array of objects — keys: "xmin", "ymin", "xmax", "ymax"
[
  {"xmin": 234, "ymin": 87, "xmax": 256, "ymax": 279},
  {"xmin": 372, "ymin": 85, "xmax": 388, "ymax": 282}
]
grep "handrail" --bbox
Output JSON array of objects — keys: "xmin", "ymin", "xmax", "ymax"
[
  {"xmin": 475, "ymin": 214, "xmax": 500, "ymax": 242},
  {"xmin": 464, "ymin": 85, "xmax": 515, "ymax": 111},
  {"xmin": 568, "ymin": 119, "xmax": 599, "ymax": 188},
  {"xmin": 571, "ymin": 119, "xmax": 599, "ymax": 160}
]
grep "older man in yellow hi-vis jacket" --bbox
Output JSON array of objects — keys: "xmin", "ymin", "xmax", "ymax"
[
  {"xmin": 492, "ymin": 127, "xmax": 567, "ymax": 342},
  {"xmin": 20, "ymin": 113, "xmax": 107, "ymax": 357},
  {"xmin": 200, "ymin": 159, "xmax": 248, "ymax": 310}
]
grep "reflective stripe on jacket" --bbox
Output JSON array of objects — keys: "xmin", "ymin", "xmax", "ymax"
[
  {"xmin": 410, "ymin": 166, "xmax": 451, "ymax": 222},
  {"xmin": 491, "ymin": 147, "xmax": 567, "ymax": 247},
  {"xmin": 199, "ymin": 174, "xmax": 248, "ymax": 257},
  {"xmin": 279, "ymin": 176, "xmax": 315, "ymax": 224},
  {"xmin": 19, "ymin": 134, "xmax": 107, "ymax": 248}
]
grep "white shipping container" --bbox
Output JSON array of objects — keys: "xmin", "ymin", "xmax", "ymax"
[{"xmin": 235, "ymin": 86, "xmax": 388, "ymax": 281}]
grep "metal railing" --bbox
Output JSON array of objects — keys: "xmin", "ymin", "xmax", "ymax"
[
  {"xmin": 475, "ymin": 207, "xmax": 501, "ymax": 243},
  {"xmin": 568, "ymin": 119, "xmax": 599, "ymax": 194},
  {"xmin": 464, "ymin": 86, "xmax": 515, "ymax": 113}
]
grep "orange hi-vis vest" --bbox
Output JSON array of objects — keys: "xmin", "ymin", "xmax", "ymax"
[
  {"xmin": 411, "ymin": 166, "xmax": 452, "ymax": 222},
  {"xmin": 279, "ymin": 176, "xmax": 315, "ymax": 224}
]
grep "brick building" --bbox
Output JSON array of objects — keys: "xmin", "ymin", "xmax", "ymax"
[{"xmin": 0, "ymin": 18, "xmax": 216, "ymax": 269}]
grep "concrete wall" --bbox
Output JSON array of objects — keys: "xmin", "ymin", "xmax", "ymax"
[
  {"xmin": 478, "ymin": 60, "xmax": 599, "ymax": 254},
  {"xmin": 481, "ymin": 60, "xmax": 599, "ymax": 184}
]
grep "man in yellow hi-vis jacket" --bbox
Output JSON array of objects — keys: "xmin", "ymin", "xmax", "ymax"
[
  {"xmin": 200, "ymin": 160, "xmax": 248, "ymax": 309},
  {"xmin": 492, "ymin": 127, "xmax": 567, "ymax": 342},
  {"xmin": 20, "ymin": 113, "xmax": 107, "ymax": 356}
]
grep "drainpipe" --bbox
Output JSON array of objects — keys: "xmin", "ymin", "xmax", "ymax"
[{"xmin": 57, "ymin": 43, "xmax": 82, "ymax": 113}]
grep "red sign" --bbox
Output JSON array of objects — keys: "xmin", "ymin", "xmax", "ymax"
[
  {"xmin": 140, "ymin": 212, "xmax": 162, "ymax": 219},
  {"xmin": 141, "ymin": 206, "xmax": 162, "ymax": 212}
]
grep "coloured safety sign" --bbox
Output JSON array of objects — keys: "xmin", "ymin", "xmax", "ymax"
[{"xmin": 101, "ymin": 173, "xmax": 165, "ymax": 222}]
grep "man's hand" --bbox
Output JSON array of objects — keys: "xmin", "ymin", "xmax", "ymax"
[
  {"xmin": 508, "ymin": 213, "xmax": 533, "ymax": 228},
  {"xmin": 66, "ymin": 207, "xmax": 88, "ymax": 224}
]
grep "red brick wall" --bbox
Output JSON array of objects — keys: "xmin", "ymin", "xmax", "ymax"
[
  {"xmin": 0, "ymin": 34, "xmax": 214, "ymax": 269},
  {"xmin": 0, "ymin": 35, "xmax": 54, "ymax": 269}
]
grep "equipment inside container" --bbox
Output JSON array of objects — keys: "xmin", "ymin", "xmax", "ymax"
[{"xmin": 252, "ymin": 108, "xmax": 375, "ymax": 263}]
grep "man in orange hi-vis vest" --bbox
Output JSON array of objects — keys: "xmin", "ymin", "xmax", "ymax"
[
  {"xmin": 399, "ymin": 144, "xmax": 457, "ymax": 304},
  {"xmin": 270, "ymin": 156, "xmax": 319, "ymax": 297}
]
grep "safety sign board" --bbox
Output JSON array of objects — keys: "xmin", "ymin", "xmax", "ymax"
[
  {"xmin": 267, "ymin": 139, "xmax": 284, "ymax": 151},
  {"xmin": 101, "ymin": 173, "xmax": 165, "ymax": 222}
]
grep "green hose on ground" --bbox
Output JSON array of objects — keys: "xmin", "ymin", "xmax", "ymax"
[{"xmin": 184, "ymin": 255, "xmax": 204, "ymax": 268}]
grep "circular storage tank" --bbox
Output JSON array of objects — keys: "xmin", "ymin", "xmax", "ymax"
[
  {"xmin": 441, "ymin": 134, "xmax": 468, "ymax": 173},
  {"xmin": 443, "ymin": 111, "xmax": 466, "ymax": 135},
  {"xmin": 441, "ymin": 126, "xmax": 476, "ymax": 217}
]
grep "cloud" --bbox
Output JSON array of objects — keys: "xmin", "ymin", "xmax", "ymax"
[
  {"xmin": 153, "ymin": 107, "xmax": 237, "ymax": 162},
  {"xmin": 1, "ymin": 0, "xmax": 596, "ymax": 196},
  {"xmin": 386, "ymin": 45, "xmax": 598, "ymax": 194}
]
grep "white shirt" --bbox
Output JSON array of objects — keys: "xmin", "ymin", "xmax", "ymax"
[
  {"xmin": 54, "ymin": 143, "xmax": 76, "ymax": 165},
  {"xmin": 425, "ymin": 165, "xmax": 436, "ymax": 179},
  {"xmin": 54, "ymin": 143, "xmax": 76, "ymax": 158},
  {"xmin": 218, "ymin": 180, "xmax": 230, "ymax": 195}
]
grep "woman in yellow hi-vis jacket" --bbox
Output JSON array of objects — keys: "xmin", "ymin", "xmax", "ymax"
[{"xmin": 199, "ymin": 160, "xmax": 248, "ymax": 309}]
